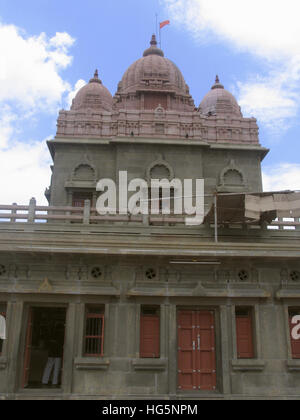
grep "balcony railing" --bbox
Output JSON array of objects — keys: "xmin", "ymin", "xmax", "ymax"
[{"xmin": 1, "ymin": 198, "xmax": 300, "ymax": 231}]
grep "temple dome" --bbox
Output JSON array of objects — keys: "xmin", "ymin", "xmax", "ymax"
[
  {"xmin": 199, "ymin": 76, "xmax": 242, "ymax": 117},
  {"xmin": 71, "ymin": 70, "xmax": 113, "ymax": 112},
  {"xmin": 114, "ymin": 35, "xmax": 194, "ymax": 111}
]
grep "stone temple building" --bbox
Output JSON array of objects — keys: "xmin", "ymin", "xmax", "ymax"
[{"xmin": 0, "ymin": 34, "xmax": 300, "ymax": 400}]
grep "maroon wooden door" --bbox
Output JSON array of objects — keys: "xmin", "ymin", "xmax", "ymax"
[
  {"xmin": 22, "ymin": 308, "xmax": 33, "ymax": 388},
  {"xmin": 140, "ymin": 314, "xmax": 160, "ymax": 358},
  {"xmin": 178, "ymin": 310, "xmax": 216, "ymax": 391},
  {"xmin": 236, "ymin": 311, "xmax": 254, "ymax": 359}
]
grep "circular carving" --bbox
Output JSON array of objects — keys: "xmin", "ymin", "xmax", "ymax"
[
  {"xmin": 238, "ymin": 270, "xmax": 249, "ymax": 282},
  {"xmin": 91, "ymin": 267, "xmax": 102, "ymax": 279},
  {"xmin": 290, "ymin": 271, "xmax": 300, "ymax": 282},
  {"xmin": 0, "ymin": 265, "xmax": 6, "ymax": 276},
  {"xmin": 145, "ymin": 268, "xmax": 156, "ymax": 280}
]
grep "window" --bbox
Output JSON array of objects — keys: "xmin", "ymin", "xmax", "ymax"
[
  {"xmin": 0, "ymin": 303, "xmax": 7, "ymax": 356},
  {"xmin": 236, "ymin": 308, "xmax": 254, "ymax": 359},
  {"xmin": 72, "ymin": 192, "xmax": 93, "ymax": 208},
  {"xmin": 140, "ymin": 306, "xmax": 160, "ymax": 358},
  {"xmin": 84, "ymin": 306, "xmax": 104, "ymax": 357},
  {"xmin": 289, "ymin": 308, "xmax": 300, "ymax": 359},
  {"xmin": 148, "ymin": 187, "xmax": 175, "ymax": 215}
]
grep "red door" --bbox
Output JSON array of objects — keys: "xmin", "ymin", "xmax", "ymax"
[
  {"xmin": 178, "ymin": 310, "xmax": 216, "ymax": 391},
  {"xmin": 140, "ymin": 314, "xmax": 160, "ymax": 358},
  {"xmin": 22, "ymin": 308, "xmax": 33, "ymax": 388},
  {"xmin": 236, "ymin": 311, "xmax": 254, "ymax": 358}
]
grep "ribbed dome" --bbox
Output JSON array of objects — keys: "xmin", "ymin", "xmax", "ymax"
[
  {"xmin": 117, "ymin": 35, "xmax": 189, "ymax": 97},
  {"xmin": 199, "ymin": 76, "xmax": 242, "ymax": 117},
  {"xmin": 71, "ymin": 70, "xmax": 113, "ymax": 112}
]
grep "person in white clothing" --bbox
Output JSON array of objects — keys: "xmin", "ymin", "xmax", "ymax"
[{"xmin": 0, "ymin": 314, "xmax": 6, "ymax": 340}]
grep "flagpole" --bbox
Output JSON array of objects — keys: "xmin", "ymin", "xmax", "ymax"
[
  {"xmin": 159, "ymin": 24, "xmax": 161, "ymax": 48},
  {"xmin": 155, "ymin": 13, "xmax": 158, "ymax": 40}
]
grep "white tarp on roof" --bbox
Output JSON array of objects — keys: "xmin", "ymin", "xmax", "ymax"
[{"xmin": 245, "ymin": 193, "xmax": 300, "ymax": 220}]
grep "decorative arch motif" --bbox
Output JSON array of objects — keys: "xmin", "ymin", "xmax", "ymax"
[
  {"xmin": 146, "ymin": 158, "xmax": 174, "ymax": 182},
  {"xmin": 218, "ymin": 159, "xmax": 247, "ymax": 192},
  {"xmin": 71, "ymin": 157, "xmax": 97, "ymax": 182},
  {"xmin": 154, "ymin": 104, "xmax": 166, "ymax": 118}
]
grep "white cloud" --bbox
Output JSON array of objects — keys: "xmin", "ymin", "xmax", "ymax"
[
  {"xmin": 67, "ymin": 79, "xmax": 86, "ymax": 108},
  {"xmin": 0, "ymin": 24, "xmax": 75, "ymax": 111},
  {"xmin": 164, "ymin": 0, "xmax": 300, "ymax": 59},
  {"xmin": 0, "ymin": 105, "xmax": 17, "ymax": 148},
  {"xmin": 163, "ymin": 0, "xmax": 300, "ymax": 129},
  {"xmin": 263, "ymin": 164, "xmax": 300, "ymax": 192},
  {"xmin": 0, "ymin": 138, "xmax": 52, "ymax": 205},
  {"xmin": 0, "ymin": 22, "xmax": 77, "ymax": 204}
]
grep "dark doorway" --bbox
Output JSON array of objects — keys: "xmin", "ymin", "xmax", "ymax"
[{"xmin": 23, "ymin": 307, "xmax": 66, "ymax": 389}]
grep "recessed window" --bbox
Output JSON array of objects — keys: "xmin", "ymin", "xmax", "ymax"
[
  {"xmin": 72, "ymin": 192, "xmax": 93, "ymax": 208},
  {"xmin": 235, "ymin": 308, "xmax": 255, "ymax": 359},
  {"xmin": 140, "ymin": 306, "xmax": 160, "ymax": 358},
  {"xmin": 84, "ymin": 306, "xmax": 105, "ymax": 357}
]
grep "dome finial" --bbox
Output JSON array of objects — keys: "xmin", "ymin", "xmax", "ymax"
[
  {"xmin": 150, "ymin": 34, "xmax": 157, "ymax": 47},
  {"xmin": 211, "ymin": 74, "xmax": 224, "ymax": 90},
  {"xmin": 89, "ymin": 69, "xmax": 102, "ymax": 84},
  {"xmin": 143, "ymin": 34, "xmax": 164, "ymax": 57}
]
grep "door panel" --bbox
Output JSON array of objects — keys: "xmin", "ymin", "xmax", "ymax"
[
  {"xmin": 178, "ymin": 310, "xmax": 216, "ymax": 391},
  {"xmin": 178, "ymin": 311, "xmax": 197, "ymax": 390}
]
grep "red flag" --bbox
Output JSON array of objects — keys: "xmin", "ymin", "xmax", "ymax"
[{"xmin": 160, "ymin": 20, "xmax": 170, "ymax": 29}]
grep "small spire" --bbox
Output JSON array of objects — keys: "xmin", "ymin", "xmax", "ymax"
[
  {"xmin": 89, "ymin": 69, "xmax": 102, "ymax": 84},
  {"xmin": 143, "ymin": 34, "xmax": 164, "ymax": 57},
  {"xmin": 150, "ymin": 34, "xmax": 157, "ymax": 47},
  {"xmin": 211, "ymin": 74, "xmax": 224, "ymax": 90}
]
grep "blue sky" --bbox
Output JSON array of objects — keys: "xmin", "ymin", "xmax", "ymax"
[{"xmin": 0, "ymin": 0, "xmax": 300, "ymax": 204}]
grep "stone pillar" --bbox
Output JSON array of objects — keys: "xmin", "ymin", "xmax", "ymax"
[
  {"xmin": 168, "ymin": 304, "xmax": 177, "ymax": 397},
  {"xmin": 6, "ymin": 301, "xmax": 24, "ymax": 394},
  {"xmin": 220, "ymin": 305, "xmax": 231, "ymax": 394},
  {"xmin": 62, "ymin": 303, "xmax": 76, "ymax": 395},
  {"xmin": 28, "ymin": 197, "xmax": 36, "ymax": 223}
]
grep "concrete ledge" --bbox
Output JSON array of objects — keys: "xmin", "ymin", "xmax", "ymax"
[
  {"xmin": 287, "ymin": 359, "xmax": 300, "ymax": 371},
  {"xmin": 276, "ymin": 289, "xmax": 300, "ymax": 299},
  {"xmin": 231, "ymin": 359, "xmax": 266, "ymax": 372},
  {"xmin": 74, "ymin": 357, "xmax": 110, "ymax": 371},
  {"xmin": 132, "ymin": 358, "xmax": 167, "ymax": 371}
]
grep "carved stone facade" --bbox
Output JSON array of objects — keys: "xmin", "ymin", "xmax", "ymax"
[{"xmin": 0, "ymin": 35, "xmax": 300, "ymax": 400}]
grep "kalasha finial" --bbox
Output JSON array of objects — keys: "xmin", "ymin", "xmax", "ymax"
[
  {"xmin": 89, "ymin": 69, "xmax": 102, "ymax": 84},
  {"xmin": 211, "ymin": 74, "xmax": 224, "ymax": 90},
  {"xmin": 150, "ymin": 34, "xmax": 158, "ymax": 47}
]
